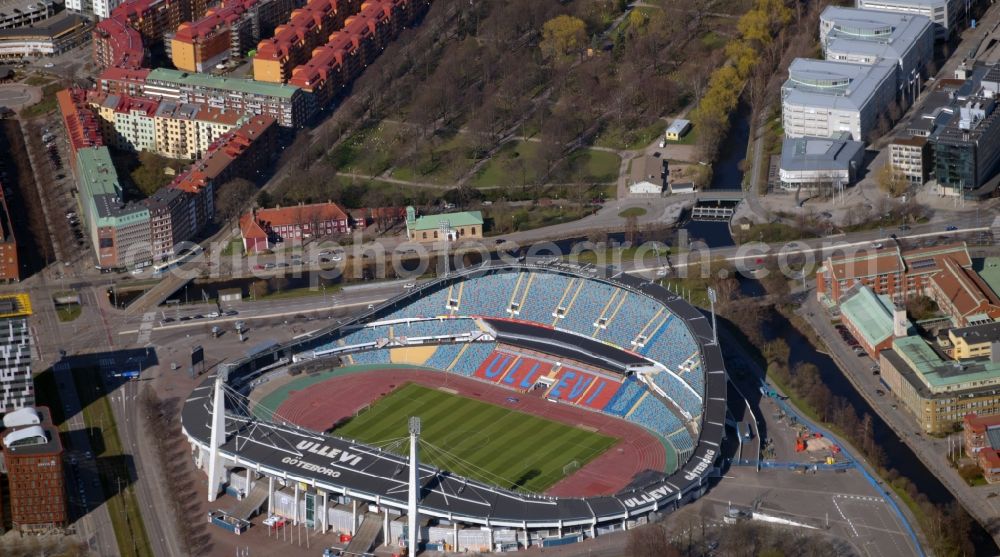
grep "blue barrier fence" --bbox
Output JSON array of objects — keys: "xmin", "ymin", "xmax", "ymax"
[{"xmin": 758, "ymin": 380, "xmax": 926, "ymax": 557}]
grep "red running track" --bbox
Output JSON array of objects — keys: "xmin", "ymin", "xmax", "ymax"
[{"xmin": 274, "ymin": 368, "xmax": 667, "ymax": 497}]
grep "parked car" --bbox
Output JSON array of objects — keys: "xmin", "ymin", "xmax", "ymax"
[{"xmin": 945, "ymin": 225, "xmax": 958, "ymax": 231}]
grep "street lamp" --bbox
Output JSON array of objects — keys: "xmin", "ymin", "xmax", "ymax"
[{"xmin": 707, "ymin": 287, "xmax": 717, "ymax": 345}]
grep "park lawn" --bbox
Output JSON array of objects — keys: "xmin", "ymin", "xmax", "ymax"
[
  {"xmin": 595, "ymin": 121, "xmax": 665, "ymax": 150},
  {"xmin": 470, "ymin": 141, "xmax": 535, "ymax": 188},
  {"xmin": 390, "ymin": 132, "xmax": 476, "ymax": 185},
  {"xmin": 334, "ymin": 383, "xmax": 617, "ymax": 492},
  {"xmin": 472, "ymin": 142, "xmax": 621, "ymax": 188},
  {"xmin": 566, "ymin": 149, "xmax": 621, "ymax": 183}
]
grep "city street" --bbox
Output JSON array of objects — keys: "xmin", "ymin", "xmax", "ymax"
[{"xmin": 53, "ymin": 361, "xmax": 119, "ymax": 556}]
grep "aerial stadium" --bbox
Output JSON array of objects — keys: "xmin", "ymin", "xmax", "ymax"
[{"xmin": 181, "ymin": 258, "xmax": 728, "ymax": 553}]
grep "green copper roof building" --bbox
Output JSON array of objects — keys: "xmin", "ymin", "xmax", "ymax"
[{"xmin": 405, "ymin": 206, "xmax": 484, "ymax": 242}]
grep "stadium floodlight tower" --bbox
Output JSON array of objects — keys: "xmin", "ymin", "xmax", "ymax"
[
  {"xmin": 707, "ymin": 287, "xmax": 717, "ymax": 345},
  {"xmin": 408, "ymin": 416, "xmax": 421, "ymax": 557}
]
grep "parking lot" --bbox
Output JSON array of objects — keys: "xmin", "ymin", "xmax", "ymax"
[{"xmin": 24, "ymin": 114, "xmax": 92, "ymax": 275}]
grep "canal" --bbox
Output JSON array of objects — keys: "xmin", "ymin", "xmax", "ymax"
[
  {"xmin": 744, "ymin": 276, "xmax": 999, "ymax": 554},
  {"xmin": 678, "ymin": 101, "xmax": 753, "ymax": 248}
]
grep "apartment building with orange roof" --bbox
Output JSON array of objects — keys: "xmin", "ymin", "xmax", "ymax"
[
  {"xmin": 252, "ymin": 0, "xmax": 361, "ymax": 83},
  {"xmin": 169, "ymin": 0, "xmax": 303, "ymax": 72}
]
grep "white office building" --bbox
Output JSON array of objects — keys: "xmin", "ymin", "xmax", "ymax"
[
  {"xmin": 821, "ymin": 7, "xmax": 933, "ymax": 101},
  {"xmin": 782, "ymin": 58, "xmax": 898, "ymax": 140},
  {"xmin": 66, "ymin": 0, "xmax": 119, "ymax": 19},
  {"xmin": 856, "ymin": 0, "xmax": 961, "ymax": 40},
  {"xmin": 778, "ymin": 134, "xmax": 866, "ymax": 191}
]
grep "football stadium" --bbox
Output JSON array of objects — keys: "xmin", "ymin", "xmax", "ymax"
[{"xmin": 181, "ymin": 258, "xmax": 727, "ymax": 552}]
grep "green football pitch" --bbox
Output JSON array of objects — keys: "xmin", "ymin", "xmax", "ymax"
[{"xmin": 333, "ymin": 383, "xmax": 618, "ymax": 493}]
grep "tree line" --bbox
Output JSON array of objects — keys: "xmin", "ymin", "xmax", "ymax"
[{"xmin": 690, "ymin": 0, "xmax": 791, "ymax": 175}]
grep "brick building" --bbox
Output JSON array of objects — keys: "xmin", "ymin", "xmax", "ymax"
[
  {"xmin": 240, "ymin": 201, "xmax": 349, "ymax": 253},
  {"xmin": 2, "ymin": 407, "xmax": 66, "ymax": 530},
  {"xmin": 0, "ymin": 185, "xmax": 19, "ymax": 282},
  {"xmin": 963, "ymin": 413, "xmax": 1000, "ymax": 484},
  {"xmin": 816, "ymin": 242, "xmax": 973, "ymax": 303}
]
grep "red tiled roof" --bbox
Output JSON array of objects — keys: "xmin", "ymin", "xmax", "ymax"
[
  {"xmin": 94, "ymin": 17, "xmax": 145, "ymax": 70},
  {"xmin": 252, "ymin": 202, "xmax": 349, "ymax": 228},
  {"xmin": 239, "ymin": 212, "xmax": 267, "ymax": 240},
  {"xmin": 175, "ymin": 0, "xmax": 260, "ymax": 43},
  {"xmin": 980, "ymin": 448, "xmax": 1000, "ymax": 469},
  {"xmin": 930, "ymin": 257, "xmax": 1000, "ymax": 319},
  {"xmin": 57, "ymin": 89, "xmax": 104, "ymax": 153},
  {"xmin": 964, "ymin": 413, "xmax": 1000, "ymax": 434}
]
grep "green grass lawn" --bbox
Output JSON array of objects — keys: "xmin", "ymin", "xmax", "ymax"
[
  {"xmin": 20, "ymin": 82, "xmax": 62, "ymax": 119},
  {"xmin": 619, "ymin": 207, "xmax": 647, "ymax": 218},
  {"xmin": 334, "ymin": 383, "xmax": 617, "ymax": 492},
  {"xmin": 55, "ymin": 303, "xmax": 81, "ymax": 322},
  {"xmin": 472, "ymin": 142, "xmax": 621, "ymax": 188}
]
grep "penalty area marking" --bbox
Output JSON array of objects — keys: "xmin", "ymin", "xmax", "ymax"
[{"xmin": 438, "ymin": 387, "xmax": 459, "ymax": 395}]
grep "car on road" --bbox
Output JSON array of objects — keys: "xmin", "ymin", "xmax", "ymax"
[
  {"xmin": 162, "ymin": 317, "xmax": 175, "ymax": 323},
  {"xmin": 403, "ymin": 283, "xmax": 415, "ymax": 289},
  {"xmin": 179, "ymin": 316, "xmax": 191, "ymax": 321},
  {"xmin": 207, "ymin": 312, "xmax": 220, "ymax": 318},
  {"xmin": 131, "ymin": 268, "xmax": 143, "ymax": 275},
  {"xmin": 945, "ymin": 225, "xmax": 958, "ymax": 231},
  {"xmin": 43, "ymin": 62, "xmax": 54, "ymax": 68},
  {"xmin": 225, "ymin": 310, "xmax": 238, "ymax": 316},
  {"xmin": 871, "ymin": 242, "xmax": 883, "ymax": 249},
  {"xmin": 898, "ymin": 224, "xmax": 910, "ymax": 231}
]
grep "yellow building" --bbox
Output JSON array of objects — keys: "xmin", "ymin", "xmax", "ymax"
[
  {"xmin": 252, "ymin": 56, "xmax": 287, "ymax": 83},
  {"xmin": 949, "ymin": 321, "xmax": 1000, "ymax": 360},
  {"xmin": 881, "ymin": 335, "xmax": 1000, "ymax": 434},
  {"xmin": 170, "ymin": 22, "xmax": 231, "ymax": 73}
]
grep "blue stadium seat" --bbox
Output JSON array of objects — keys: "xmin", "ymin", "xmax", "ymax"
[
  {"xmin": 627, "ymin": 394, "xmax": 685, "ymax": 438},
  {"xmin": 446, "ymin": 342, "xmax": 496, "ymax": 376},
  {"xmin": 667, "ymin": 427, "xmax": 695, "ymax": 454},
  {"xmin": 349, "ymin": 349, "xmax": 390, "ymax": 365},
  {"xmin": 602, "ymin": 377, "xmax": 646, "ymax": 417},
  {"xmin": 649, "ymin": 372, "xmax": 701, "ymax": 417}
]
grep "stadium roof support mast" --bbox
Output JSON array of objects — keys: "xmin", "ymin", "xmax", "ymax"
[
  {"xmin": 408, "ymin": 416, "xmax": 421, "ymax": 557},
  {"xmin": 207, "ymin": 371, "xmax": 227, "ymax": 502}
]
